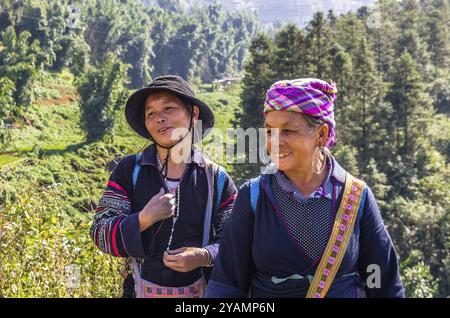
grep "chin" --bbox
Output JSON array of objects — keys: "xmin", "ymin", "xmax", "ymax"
[
  {"xmin": 273, "ymin": 161, "xmax": 294, "ymax": 172},
  {"xmin": 276, "ymin": 165, "xmax": 292, "ymax": 173}
]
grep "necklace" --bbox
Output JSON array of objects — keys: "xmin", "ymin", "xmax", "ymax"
[
  {"xmin": 166, "ymin": 185, "xmax": 180, "ymax": 251},
  {"xmin": 156, "ymin": 151, "xmax": 181, "ymax": 251}
]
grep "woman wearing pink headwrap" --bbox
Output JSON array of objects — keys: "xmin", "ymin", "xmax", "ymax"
[{"xmin": 206, "ymin": 78, "xmax": 405, "ymax": 298}]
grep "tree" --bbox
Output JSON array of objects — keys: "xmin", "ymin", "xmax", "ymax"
[
  {"xmin": 232, "ymin": 13, "xmax": 257, "ymax": 71},
  {"xmin": 272, "ymin": 24, "xmax": 308, "ymax": 79},
  {"xmin": 304, "ymin": 12, "xmax": 333, "ymax": 78},
  {"xmin": 366, "ymin": 3, "xmax": 396, "ymax": 80},
  {"xmin": 52, "ymin": 34, "xmax": 90, "ymax": 77},
  {"xmin": 0, "ymin": 26, "xmax": 45, "ymax": 108},
  {"xmin": 423, "ymin": 2, "xmax": 450, "ymax": 70},
  {"xmin": 386, "ymin": 51, "xmax": 431, "ymax": 158},
  {"xmin": 240, "ymin": 33, "xmax": 274, "ymax": 130},
  {"xmin": 333, "ymin": 144, "xmax": 360, "ymax": 177},
  {"xmin": 360, "ymin": 158, "xmax": 391, "ymax": 209},
  {"xmin": 332, "ymin": 13, "xmax": 366, "ymax": 54},
  {"xmin": 350, "ymin": 37, "xmax": 379, "ymax": 160},
  {"xmin": 234, "ymin": 33, "xmax": 274, "ymax": 179},
  {"xmin": 384, "ymin": 51, "xmax": 434, "ymax": 196},
  {"xmin": 149, "ymin": 7, "xmax": 176, "ymax": 78},
  {"xmin": 428, "ymin": 72, "xmax": 450, "ymax": 115},
  {"xmin": 77, "ymin": 52, "xmax": 129, "ymax": 142},
  {"xmin": 0, "ymin": 77, "xmax": 15, "ymax": 148},
  {"xmin": 84, "ymin": 0, "xmax": 154, "ymax": 88},
  {"xmin": 165, "ymin": 21, "xmax": 202, "ymax": 80},
  {"xmin": 327, "ymin": 43, "xmax": 352, "ymax": 128}
]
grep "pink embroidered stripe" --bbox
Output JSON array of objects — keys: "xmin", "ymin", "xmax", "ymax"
[
  {"xmin": 108, "ymin": 181, "xmax": 128, "ymax": 196},
  {"xmin": 220, "ymin": 194, "xmax": 237, "ymax": 209},
  {"xmin": 111, "ymin": 218, "xmax": 122, "ymax": 257}
]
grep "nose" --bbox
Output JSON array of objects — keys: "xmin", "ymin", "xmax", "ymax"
[{"xmin": 155, "ymin": 113, "xmax": 166, "ymax": 123}]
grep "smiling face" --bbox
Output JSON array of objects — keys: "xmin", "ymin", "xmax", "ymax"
[
  {"xmin": 144, "ymin": 91, "xmax": 199, "ymax": 147},
  {"xmin": 265, "ymin": 111, "xmax": 328, "ymax": 174}
]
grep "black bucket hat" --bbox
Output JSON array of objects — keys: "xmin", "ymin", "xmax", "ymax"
[{"xmin": 125, "ymin": 75, "xmax": 215, "ymax": 139}]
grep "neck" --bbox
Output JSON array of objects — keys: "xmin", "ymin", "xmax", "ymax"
[
  {"xmin": 156, "ymin": 138, "xmax": 192, "ymax": 178},
  {"xmin": 283, "ymin": 153, "xmax": 327, "ymax": 196}
]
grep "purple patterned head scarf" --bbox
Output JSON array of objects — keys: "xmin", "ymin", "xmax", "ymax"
[{"xmin": 263, "ymin": 78, "xmax": 337, "ymax": 147}]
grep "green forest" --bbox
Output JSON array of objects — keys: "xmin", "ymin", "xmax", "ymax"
[{"xmin": 0, "ymin": 0, "xmax": 449, "ymax": 298}]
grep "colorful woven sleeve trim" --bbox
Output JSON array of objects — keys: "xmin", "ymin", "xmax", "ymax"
[{"xmin": 90, "ymin": 181, "xmax": 131, "ymax": 257}]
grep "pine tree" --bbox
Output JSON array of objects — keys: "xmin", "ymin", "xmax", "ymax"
[
  {"xmin": 237, "ymin": 33, "xmax": 274, "ymax": 179},
  {"xmin": 367, "ymin": 3, "xmax": 396, "ymax": 80},
  {"xmin": 387, "ymin": 51, "xmax": 430, "ymax": 158},
  {"xmin": 327, "ymin": 42, "xmax": 352, "ymax": 143},
  {"xmin": 351, "ymin": 37, "xmax": 379, "ymax": 161},
  {"xmin": 240, "ymin": 33, "xmax": 274, "ymax": 130},
  {"xmin": 423, "ymin": 1, "xmax": 450, "ymax": 70},
  {"xmin": 385, "ymin": 50, "xmax": 433, "ymax": 195},
  {"xmin": 304, "ymin": 12, "xmax": 332, "ymax": 78},
  {"xmin": 332, "ymin": 13, "xmax": 366, "ymax": 54},
  {"xmin": 271, "ymin": 24, "xmax": 307, "ymax": 79}
]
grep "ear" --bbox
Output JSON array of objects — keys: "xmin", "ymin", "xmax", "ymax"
[
  {"xmin": 192, "ymin": 105, "xmax": 200, "ymax": 122},
  {"xmin": 318, "ymin": 124, "xmax": 329, "ymax": 147}
]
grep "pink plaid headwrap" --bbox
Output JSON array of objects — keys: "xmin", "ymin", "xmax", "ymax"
[{"xmin": 263, "ymin": 78, "xmax": 337, "ymax": 147}]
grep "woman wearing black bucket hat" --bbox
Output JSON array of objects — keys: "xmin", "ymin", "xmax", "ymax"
[{"xmin": 90, "ymin": 75, "xmax": 237, "ymax": 298}]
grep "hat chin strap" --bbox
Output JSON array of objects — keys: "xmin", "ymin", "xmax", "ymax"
[{"xmin": 151, "ymin": 108, "xmax": 194, "ymax": 179}]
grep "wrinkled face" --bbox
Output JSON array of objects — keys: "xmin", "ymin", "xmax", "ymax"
[
  {"xmin": 265, "ymin": 111, "xmax": 326, "ymax": 174},
  {"xmin": 144, "ymin": 91, "xmax": 199, "ymax": 147}
]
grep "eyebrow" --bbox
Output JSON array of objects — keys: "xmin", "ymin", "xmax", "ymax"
[{"xmin": 264, "ymin": 123, "xmax": 291, "ymax": 128}]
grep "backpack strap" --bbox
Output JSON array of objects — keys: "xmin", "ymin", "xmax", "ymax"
[
  {"xmin": 203, "ymin": 159, "xmax": 230, "ymax": 244},
  {"xmin": 249, "ymin": 176, "xmax": 261, "ymax": 214},
  {"xmin": 203, "ymin": 161, "xmax": 216, "ymax": 247},
  {"xmin": 132, "ymin": 153, "xmax": 142, "ymax": 190},
  {"xmin": 214, "ymin": 167, "xmax": 227, "ymax": 213}
]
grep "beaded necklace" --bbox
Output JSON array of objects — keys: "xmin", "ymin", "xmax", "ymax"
[{"xmin": 157, "ymin": 153, "xmax": 181, "ymax": 251}]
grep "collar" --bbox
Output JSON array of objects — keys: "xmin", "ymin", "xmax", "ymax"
[
  {"xmin": 138, "ymin": 143, "xmax": 206, "ymax": 168},
  {"xmin": 330, "ymin": 155, "xmax": 346, "ymax": 184},
  {"xmin": 273, "ymin": 155, "xmax": 346, "ymax": 201},
  {"xmin": 274, "ymin": 157, "xmax": 334, "ymax": 200}
]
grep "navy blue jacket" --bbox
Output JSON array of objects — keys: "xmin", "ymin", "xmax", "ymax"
[
  {"xmin": 90, "ymin": 144, "xmax": 237, "ymax": 288},
  {"xmin": 206, "ymin": 158, "xmax": 405, "ymax": 298}
]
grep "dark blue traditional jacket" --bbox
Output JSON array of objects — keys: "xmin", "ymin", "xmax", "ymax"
[
  {"xmin": 90, "ymin": 144, "xmax": 237, "ymax": 291},
  {"xmin": 206, "ymin": 157, "xmax": 405, "ymax": 298}
]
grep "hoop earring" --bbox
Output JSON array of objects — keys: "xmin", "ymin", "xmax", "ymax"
[
  {"xmin": 312, "ymin": 146, "xmax": 326, "ymax": 174},
  {"xmin": 259, "ymin": 144, "xmax": 271, "ymax": 166}
]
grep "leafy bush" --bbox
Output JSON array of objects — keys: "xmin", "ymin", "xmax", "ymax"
[
  {"xmin": 402, "ymin": 261, "xmax": 438, "ymax": 298},
  {"xmin": 0, "ymin": 185, "xmax": 122, "ymax": 297}
]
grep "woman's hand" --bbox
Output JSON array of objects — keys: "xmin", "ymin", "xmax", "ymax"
[
  {"xmin": 138, "ymin": 187, "xmax": 175, "ymax": 232},
  {"xmin": 163, "ymin": 247, "xmax": 210, "ymax": 272}
]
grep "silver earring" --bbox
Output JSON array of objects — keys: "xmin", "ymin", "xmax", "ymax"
[
  {"xmin": 312, "ymin": 146, "xmax": 326, "ymax": 174},
  {"xmin": 259, "ymin": 144, "xmax": 271, "ymax": 166}
]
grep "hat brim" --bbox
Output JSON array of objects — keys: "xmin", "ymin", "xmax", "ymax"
[{"xmin": 125, "ymin": 87, "xmax": 215, "ymax": 140}]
